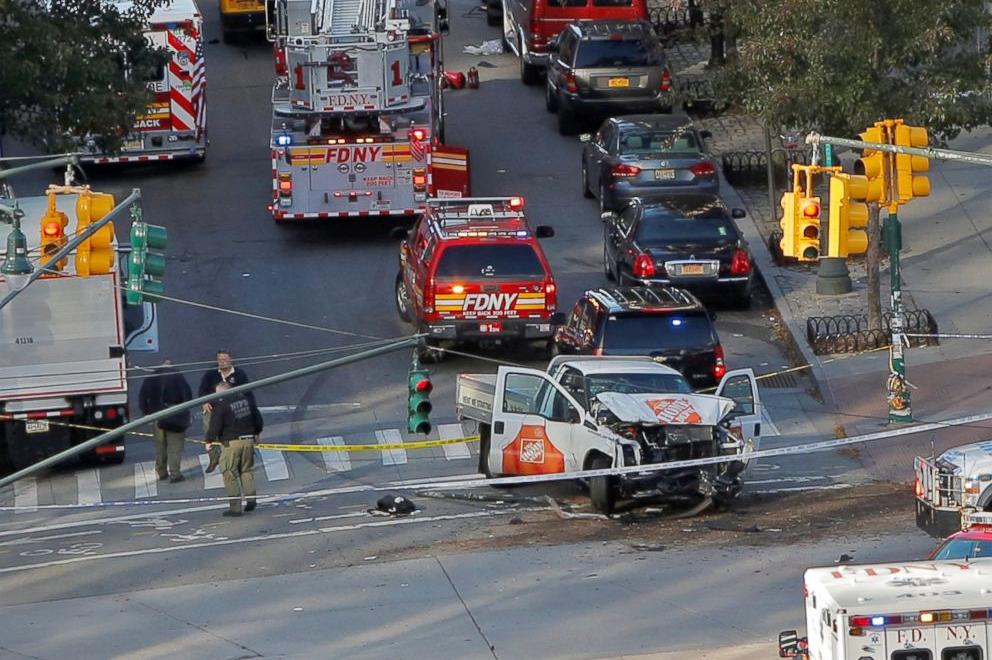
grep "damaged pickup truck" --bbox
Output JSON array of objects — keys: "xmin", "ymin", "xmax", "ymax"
[{"xmin": 456, "ymin": 356, "xmax": 761, "ymax": 513}]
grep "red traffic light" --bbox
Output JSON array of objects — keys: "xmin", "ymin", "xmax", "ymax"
[
  {"xmin": 43, "ymin": 221, "xmax": 63, "ymax": 237},
  {"xmin": 415, "ymin": 378, "xmax": 433, "ymax": 393}
]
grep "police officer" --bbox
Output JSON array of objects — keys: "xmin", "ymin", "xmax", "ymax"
[
  {"xmin": 138, "ymin": 359, "xmax": 193, "ymax": 482},
  {"xmin": 205, "ymin": 382, "xmax": 263, "ymax": 516},
  {"xmin": 198, "ymin": 350, "xmax": 255, "ymax": 474}
]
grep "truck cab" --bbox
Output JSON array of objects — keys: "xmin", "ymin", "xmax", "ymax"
[{"xmin": 916, "ymin": 440, "xmax": 992, "ymax": 538}]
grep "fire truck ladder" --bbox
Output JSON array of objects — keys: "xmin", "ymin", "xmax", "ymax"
[{"xmin": 315, "ymin": 0, "xmax": 390, "ymax": 38}]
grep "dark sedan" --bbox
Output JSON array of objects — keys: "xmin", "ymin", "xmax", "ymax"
[
  {"xmin": 581, "ymin": 114, "xmax": 717, "ymax": 212},
  {"xmin": 602, "ymin": 196, "xmax": 753, "ymax": 307}
]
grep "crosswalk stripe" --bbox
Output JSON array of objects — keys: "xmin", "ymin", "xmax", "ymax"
[
  {"xmin": 438, "ymin": 424, "xmax": 471, "ymax": 460},
  {"xmin": 376, "ymin": 428, "xmax": 407, "ymax": 466},
  {"xmin": 761, "ymin": 406, "xmax": 780, "ymax": 437},
  {"xmin": 198, "ymin": 454, "xmax": 225, "ymax": 490},
  {"xmin": 13, "ymin": 478, "xmax": 37, "ymax": 514},
  {"xmin": 76, "ymin": 469, "xmax": 102, "ymax": 505},
  {"xmin": 314, "ymin": 437, "xmax": 351, "ymax": 472},
  {"xmin": 134, "ymin": 462, "xmax": 158, "ymax": 499},
  {"xmin": 259, "ymin": 448, "xmax": 290, "ymax": 481}
]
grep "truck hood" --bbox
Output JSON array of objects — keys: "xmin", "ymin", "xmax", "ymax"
[
  {"xmin": 939, "ymin": 440, "xmax": 992, "ymax": 478},
  {"xmin": 593, "ymin": 392, "xmax": 736, "ymax": 426}
]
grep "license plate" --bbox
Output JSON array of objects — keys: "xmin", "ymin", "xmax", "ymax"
[
  {"xmin": 480, "ymin": 322, "xmax": 503, "ymax": 334},
  {"xmin": 681, "ymin": 264, "xmax": 705, "ymax": 275},
  {"xmin": 654, "ymin": 169, "xmax": 676, "ymax": 180},
  {"xmin": 608, "ymin": 77, "xmax": 629, "ymax": 88},
  {"xmin": 25, "ymin": 420, "xmax": 50, "ymax": 434},
  {"xmin": 123, "ymin": 139, "xmax": 144, "ymax": 151}
]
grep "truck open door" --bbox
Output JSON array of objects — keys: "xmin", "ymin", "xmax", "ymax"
[
  {"xmin": 716, "ymin": 368, "xmax": 761, "ymax": 468},
  {"xmin": 430, "ymin": 145, "xmax": 470, "ymax": 198},
  {"xmin": 489, "ymin": 366, "xmax": 585, "ymax": 476}
]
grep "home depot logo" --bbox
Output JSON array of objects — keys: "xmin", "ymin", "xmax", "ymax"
[
  {"xmin": 645, "ymin": 398, "xmax": 702, "ymax": 424},
  {"xmin": 501, "ymin": 424, "xmax": 564, "ymax": 475},
  {"xmin": 519, "ymin": 438, "xmax": 544, "ymax": 464}
]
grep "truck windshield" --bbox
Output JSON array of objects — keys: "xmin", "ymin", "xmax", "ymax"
[
  {"xmin": 435, "ymin": 245, "xmax": 545, "ymax": 279},
  {"xmin": 931, "ymin": 537, "xmax": 992, "ymax": 560},
  {"xmin": 603, "ymin": 313, "xmax": 715, "ymax": 350},
  {"xmin": 585, "ymin": 372, "xmax": 692, "ymax": 398}
]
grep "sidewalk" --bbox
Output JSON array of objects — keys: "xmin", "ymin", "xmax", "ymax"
[{"xmin": 663, "ymin": 35, "xmax": 992, "ymax": 476}]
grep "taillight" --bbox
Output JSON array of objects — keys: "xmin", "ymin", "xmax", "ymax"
[
  {"xmin": 564, "ymin": 72, "xmax": 577, "ymax": 93},
  {"xmin": 413, "ymin": 168, "xmax": 427, "ymax": 191},
  {"xmin": 689, "ymin": 161, "xmax": 715, "ymax": 177},
  {"xmin": 914, "ymin": 479, "xmax": 925, "ymax": 497},
  {"xmin": 545, "ymin": 280, "xmax": 557, "ymax": 310},
  {"xmin": 278, "ymin": 173, "xmax": 293, "ymax": 196},
  {"xmin": 713, "ymin": 344, "xmax": 726, "ymax": 380},
  {"xmin": 611, "ymin": 163, "xmax": 641, "ymax": 178},
  {"xmin": 730, "ymin": 249, "xmax": 751, "ymax": 275},
  {"xmin": 424, "ymin": 276, "xmax": 436, "ymax": 313},
  {"xmin": 411, "ymin": 128, "xmax": 427, "ymax": 142},
  {"xmin": 660, "ymin": 67, "xmax": 671, "ymax": 92},
  {"xmin": 508, "ymin": 196, "xmax": 524, "ymax": 210},
  {"xmin": 294, "ymin": 63, "xmax": 305, "ymax": 90},
  {"xmin": 632, "ymin": 253, "xmax": 655, "ymax": 278}
]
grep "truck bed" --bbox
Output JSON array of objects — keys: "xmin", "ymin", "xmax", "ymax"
[{"xmin": 455, "ymin": 373, "xmax": 496, "ymax": 424}]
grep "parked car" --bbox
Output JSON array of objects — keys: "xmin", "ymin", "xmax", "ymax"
[
  {"xmin": 602, "ymin": 196, "xmax": 753, "ymax": 307},
  {"xmin": 502, "ymin": 0, "xmax": 649, "ymax": 86},
  {"xmin": 927, "ymin": 525, "xmax": 992, "ymax": 560},
  {"xmin": 545, "ymin": 20, "xmax": 673, "ymax": 134},
  {"xmin": 581, "ymin": 114, "xmax": 717, "ymax": 211},
  {"xmin": 552, "ymin": 286, "xmax": 726, "ymax": 389}
]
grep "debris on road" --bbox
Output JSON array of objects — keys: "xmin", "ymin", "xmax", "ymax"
[
  {"xmin": 463, "ymin": 39, "xmax": 503, "ymax": 55},
  {"xmin": 372, "ymin": 495, "xmax": 417, "ymax": 516}
]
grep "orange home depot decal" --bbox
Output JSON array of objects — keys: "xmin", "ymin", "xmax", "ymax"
[
  {"xmin": 501, "ymin": 424, "xmax": 565, "ymax": 475},
  {"xmin": 644, "ymin": 398, "xmax": 703, "ymax": 424}
]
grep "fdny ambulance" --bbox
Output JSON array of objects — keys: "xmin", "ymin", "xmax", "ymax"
[
  {"xmin": 779, "ymin": 558, "xmax": 992, "ymax": 660},
  {"xmin": 80, "ymin": 0, "xmax": 207, "ymax": 164},
  {"xmin": 266, "ymin": 0, "xmax": 469, "ymax": 221}
]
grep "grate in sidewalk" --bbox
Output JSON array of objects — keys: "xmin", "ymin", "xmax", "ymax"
[{"xmin": 759, "ymin": 372, "xmax": 799, "ymax": 389}]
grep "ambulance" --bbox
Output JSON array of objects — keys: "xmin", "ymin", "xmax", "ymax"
[{"xmin": 779, "ymin": 558, "xmax": 992, "ymax": 660}]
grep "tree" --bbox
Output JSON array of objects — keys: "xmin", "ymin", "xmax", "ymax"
[
  {"xmin": 714, "ymin": 0, "xmax": 992, "ymax": 328},
  {"xmin": 0, "ymin": 0, "xmax": 169, "ymax": 154}
]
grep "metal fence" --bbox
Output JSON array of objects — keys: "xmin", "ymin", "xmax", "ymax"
[{"xmin": 806, "ymin": 309, "xmax": 939, "ymax": 355}]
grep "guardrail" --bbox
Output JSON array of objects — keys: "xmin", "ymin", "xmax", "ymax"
[
  {"xmin": 806, "ymin": 310, "xmax": 938, "ymax": 355},
  {"xmin": 721, "ymin": 147, "xmax": 814, "ymax": 185}
]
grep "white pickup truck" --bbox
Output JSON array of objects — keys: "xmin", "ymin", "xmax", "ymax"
[
  {"xmin": 455, "ymin": 356, "xmax": 761, "ymax": 513},
  {"xmin": 916, "ymin": 440, "xmax": 992, "ymax": 538}
]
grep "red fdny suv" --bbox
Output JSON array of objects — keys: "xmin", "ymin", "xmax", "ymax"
[{"xmin": 395, "ymin": 197, "xmax": 559, "ymax": 360}]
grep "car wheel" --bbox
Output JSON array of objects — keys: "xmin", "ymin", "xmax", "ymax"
[
  {"xmin": 478, "ymin": 424, "xmax": 495, "ymax": 478},
  {"xmin": 545, "ymin": 83, "xmax": 558, "ymax": 113},
  {"xmin": 520, "ymin": 43, "xmax": 541, "ymax": 85},
  {"xmin": 395, "ymin": 273, "xmax": 412, "ymax": 323},
  {"xmin": 485, "ymin": 0, "xmax": 500, "ymax": 26},
  {"xmin": 582, "ymin": 162, "xmax": 593, "ymax": 198},
  {"xmin": 603, "ymin": 242, "xmax": 615, "ymax": 281},
  {"xmin": 588, "ymin": 454, "xmax": 615, "ymax": 515}
]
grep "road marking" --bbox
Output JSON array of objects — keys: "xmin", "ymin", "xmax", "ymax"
[
  {"xmin": 761, "ymin": 406, "xmax": 780, "ymax": 437},
  {"xmin": 439, "ymin": 423, "xmax": 471, "ymax": 460},
  {"xmin": 0, "ymin": 530, "xmax": 102, "ymax": 548},
  {"xmin": 258, "ymin": 449, "xmax": 290, "ymax": 481},
  {"xmin": 134, "ymin": 462, "xmax": 157, "ymax": 499},
  {"xmin": 0, "ymin": 508, "xmax": 548, "ymax": 574},
  {"xmin": 376, "ymin": 429, "xmax": 407, "ymax": 466},
  {"xmin": 76, "ymin": 470, "xmax": 102, "ymax": 505},
  {"xmin": 314, "ymin": 436, "xmax": 350, "ymax": 472},
  {"xmin": 198, "ymin": 454, "xmax": 225, "ymax": 490},
  {"xmin": 13, "ymin": 478, "xmax": 37, "ymax": 515}
]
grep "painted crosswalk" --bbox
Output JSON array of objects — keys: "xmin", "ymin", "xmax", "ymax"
[
  {"xmin": 134, "ymin": 462, "xmax": 157, "ymax": 499},
  {"xmin": 13, "ymin": 478, "xmax": 37, "ymax": 514},
  {"xmin": 314, "ymin": 436, "xmax": 351, "ymax": 472},
  {"xmin": 438, "ymin": 424, "xmax": 471, "ymax": 460},
  {"xmin": 259, "ymin": 448, "xmax": 290, "ymax": 481},
  {"xmin": 376, "ymin": 428, "xmax": 407, "ymax": 466}
]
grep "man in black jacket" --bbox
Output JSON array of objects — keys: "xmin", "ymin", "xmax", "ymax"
[
  {"xmin": 198, "ymin": 350, "xmax": 255, "ymax": 474},
  {"xmin": 139, "ymin": 359, "xmax": 193, "ymax": 482},
  {"xmin": 205, "ymin": 382, "xmax": 264, "ymax": 516}
]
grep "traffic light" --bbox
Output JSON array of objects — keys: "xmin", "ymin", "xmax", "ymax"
[
  {"xmin": 893, "ymin": 123, "xmax": 930, "ymax": 203},
  {"xmin": 796, "ymin": 196, "xmax": 821, "ymax": 262},
  {"xmin": 407, "ymin": 368, "xmax": 432, "ymax": 435},
  {"xmin": 827, "ymin": 173, "xmax": 871, "ymax": 258},
  {"xmin": 854, "ymin": 125, "xmax": 888, "ymax": 205},
  {"xmin": 779, "ymin": 191, "xmax": 799, "ymax": 258},
  {"xmin": 39, "ymin": 192, "xmax": 68, "ymax": 272},
  {"xmin": 75, "ymin": 192, "xmax": 116, "ymax": 276},
  {"xmin": 127, "ymin": 221, "xmax": 168, "ymax": 304}
]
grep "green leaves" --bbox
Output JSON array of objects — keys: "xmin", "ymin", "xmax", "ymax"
[{"xmin": 0, "ymin": 0, "xmax": 170, "ymax": 153}]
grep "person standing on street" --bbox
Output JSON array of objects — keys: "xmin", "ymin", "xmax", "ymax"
[
  {"xmin": 198, "ymin": 350, "xmax": 255, "ymax": 474},
  {"xmin": 139, "ymin": 359, "xmax": 193, "ymax": 483},
  {"xmin": 205, "ymin": 382, "xmax": 263, "ymax": 517}
]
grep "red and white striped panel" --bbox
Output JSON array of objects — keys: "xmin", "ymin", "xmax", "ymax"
[
  {"xmin": 166, "ymin": 29, "xmax": 197, "ymax": 132},
  {"xmin": 273, "ymin": 209, "xmax": 422, "ymax": 220},
  {"xmin": 0, "ymin": 409, "xmax": 74, "ymax": 421}
]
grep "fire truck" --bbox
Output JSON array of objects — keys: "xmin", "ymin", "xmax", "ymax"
[
  {"xmin": 0, "ymin": 184, "xmax": 158, "ymax": 469},
  {"xmin": 79, "ymin": 0, "xmax": 207, "ymax": 165},
  {"xmin": 266, "ymin": 0, "xmax": 470, "ymax": 222}
]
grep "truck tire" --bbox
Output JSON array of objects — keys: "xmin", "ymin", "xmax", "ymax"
[
  {"xmin": 395, "ymin": 272, "xmax": 412, "ymax": 323},
  {"xmin": 478, "ymin": 424, "xmax": 494, "ymax": 478},
  {"xmin": 588, "ymin": 454, "xmax": 615, "ymax": 515}
]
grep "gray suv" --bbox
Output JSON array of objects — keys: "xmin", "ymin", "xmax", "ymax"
[{"xmin": 545, "ymin": 20, "xmax": 673, "ymax": 135}]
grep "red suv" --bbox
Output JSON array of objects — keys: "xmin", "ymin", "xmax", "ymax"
[{"xmin": 395, "ymin": 197, "xmax": 559, "ymax": 360}]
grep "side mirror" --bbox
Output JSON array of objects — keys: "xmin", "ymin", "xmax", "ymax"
[
  {"xmin": 579, "ymin": 133, "xmax": 592, "ymax": 143},
  {"xmin": 390, "ymin": 227, "xmax": 411, "ymax": 240},
  {"xmin": 731, "ymin": 208, "xmax": 747, "ymax": 219},
  {"xmin": 535, "ymin": 225, "xmax": 555, "ymax": 238},
  {"xmin": 700, "ymin": 129, "xmax": 713, "ymax": 140},
  {"xmin": 600, "ymin": 210, "xmax": 618, "ymax": 223},
  {"xmin": 550, "ymin": 311, "xmax": 567, "ymax": 326}
]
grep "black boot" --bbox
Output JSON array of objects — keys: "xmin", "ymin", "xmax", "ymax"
[{"xmin": 245, "ymin": 499, "xmax": 257, "ymax": 512}]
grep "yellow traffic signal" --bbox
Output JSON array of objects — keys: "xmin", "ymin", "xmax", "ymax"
[
  {"xmin": 797, "ymin": 196, "xmax": 821, "ymax": 262},
  {"xmin": 39, "ymin": 192, "xmax": 69, "ymax": 272},
  {"xmin": 828, "ymin": 173, "xmax": 871, "ymax": 258},
  {"xmin": 893, "ymin": 123, "xmax": 930, "ymax": 203},
  {"xmin": 779, "ymin": 191, "xmax": 799, "ymax": 259},
  {"xmin": 75, "ymin": 192, "xmax": 116, "ymax": 276},
  {"xmin": 855, "ymin": 125, "xmax": 888, "ymax": 205}
]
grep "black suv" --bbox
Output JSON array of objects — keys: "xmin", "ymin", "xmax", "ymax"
[
  {"xmin": 545, "ymin": 20, "xmax": 673, "ymax": 135},
  {"xmin": 553, "ymin": 286, "xmax": 725, "ymax": 389}
]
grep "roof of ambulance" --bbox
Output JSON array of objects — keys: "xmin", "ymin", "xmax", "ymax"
[
  {"xmin": 804, "ymin": 558, "xmax": 992, "ymax": 613},
  {"xmin": 114, "ymin": 0, "xmax": 201, "ymax": 23}
]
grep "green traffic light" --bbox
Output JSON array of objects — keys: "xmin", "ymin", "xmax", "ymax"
[{"xmin": 407, "ymin": 368, "xmax": 432, "ymax": 435}]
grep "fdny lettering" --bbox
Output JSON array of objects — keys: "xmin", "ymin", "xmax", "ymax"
[
  {"xmin": 463, "ymin": 293, "xmax": 518, "ymax": 312},
  {"xmin": 326, "ymin": 93, "xmax": 378, "ymax": 107},
  {"xmin": 326, "ymin": 146, "xmax": 382, "ymax": 163},
  {"xmin": 945, "ymin": 624, "xmax": 974, "ymax": 640},
  {"xmin": 896, "ymin": 629, "xmax": 927, "ymax": 644}
]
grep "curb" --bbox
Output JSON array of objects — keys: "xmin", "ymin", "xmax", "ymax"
[{"xmin": 718, "ymin": 171, "xmax": 834, "ymax": 406}]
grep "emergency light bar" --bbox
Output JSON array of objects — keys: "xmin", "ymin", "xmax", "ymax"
[
  {"xmin": 963, "ymin": 510, "xmax": 992, "ymax": 529},
  {"xmin": 847, "ymin": 608, "xmax": 992, "ymax": 635}
]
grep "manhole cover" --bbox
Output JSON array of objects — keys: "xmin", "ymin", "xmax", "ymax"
[{"xmin": 760, "ymin": 372, "xmax": 799, "ymax": 388}]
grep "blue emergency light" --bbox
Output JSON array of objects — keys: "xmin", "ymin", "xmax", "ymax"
[{"xmin": 276, "ymin": 133, "xmax": 293, "ymax": 147}]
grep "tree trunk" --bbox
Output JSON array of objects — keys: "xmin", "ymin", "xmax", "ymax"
[{"xmin": 866, "ymin": 204, "xmax": 882, "ymax": 331}]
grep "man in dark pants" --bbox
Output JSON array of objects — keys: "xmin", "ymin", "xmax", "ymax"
[
  {"xmin": 198, "ymin": 350, "xmax": 255, "ymax": 473},
  {"xmin": 205, "ymin": 382, "xmax": 263, "ymax": 516},
  {"xmin": 138, "ymin": 359, "xmax": 193, "ymax": 482}
]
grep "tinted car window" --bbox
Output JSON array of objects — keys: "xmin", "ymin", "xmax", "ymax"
[
  {"xmin": 547, "ymin": 0, "xmax": 586, "ymax": 7},
  {"xmin": 931, "ymin": 537, "xmax": 992, "ymax": 560},
  {"xmin": 586, "ymin": 372, "xmax": 692, "ymax": 398},
  {"xmin": 575, "ymin": 39, "xmax": 659, "ymax": 68},
  {"xmin": 635, "ymin": 214, "xmax": 738, "ymax": 245},
  {"xmin": 435, "ymin": 245, "xmax": 545, "ymax": 279},
  {"xmin": 592, "ymin": 0, "xmax": 632, "ymax": 5},
  {"xmin": 620, "ymin": 130, "xmax": 698, "ymax": 155},
  {"xmin": 603, "ymin": 313, "xmax": 715, "ymax": 350}
]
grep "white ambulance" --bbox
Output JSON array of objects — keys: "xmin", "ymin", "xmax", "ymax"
[{"xmin": 779, "ymin": 558, "xmax": 992, "ymax": 660}]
